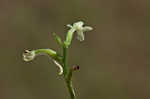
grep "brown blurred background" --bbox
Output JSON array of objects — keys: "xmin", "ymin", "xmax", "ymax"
[{"xmin": 0, "ymin": 0, "xmax": 150, "ymax": 99}]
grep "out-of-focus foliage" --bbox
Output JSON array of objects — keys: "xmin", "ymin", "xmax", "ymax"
[{"xmin": 0, "ymin": 0, "xmax": 150, "ymax": 99}]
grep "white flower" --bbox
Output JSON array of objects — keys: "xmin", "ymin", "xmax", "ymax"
[
  {"xmin": 23, "ymin": 49, "xmax": 63, "ymax": 75},
  {"xmin": 67, "ymin": 21, "xmax": 93, "ymax": 41},
  {"xmin": 23, "ymin": 50, "xmax": 36, "ymax": 62}
]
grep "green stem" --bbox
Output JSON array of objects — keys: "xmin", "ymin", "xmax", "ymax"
[
  {"xmin": 66, "ymin": 79, "xmax": 76, "ymax": 99},
  {"xmin": 63, "ymin": 46, "xmax": 68, "ymax": 78},
  {"xmin": 63, "ymin": 46, "xmax": 76, "ymax": 99}
]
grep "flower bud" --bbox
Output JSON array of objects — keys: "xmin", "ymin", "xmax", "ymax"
[{"xmin": 23, "ymin": 50, "xmax": 36, "ymax": 62}]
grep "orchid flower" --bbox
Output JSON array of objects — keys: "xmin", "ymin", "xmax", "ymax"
[
  {"xmin": 23, "ymin": 49, "xmax": 63, "ymax": 75},
  {"xmin": 65, "ymin": 21, "xmax": 93, "ymax": 47}
]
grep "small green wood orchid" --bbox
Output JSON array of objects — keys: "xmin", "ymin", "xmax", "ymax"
[
  {"xmin": 65, "ymin": 21, "xmax": 93, "ymax": 47},
  {"xmin": 73, "ymin": 21, "xmax": 93, "ymax": 41},
  {"xmin": 23, "ymin": 49, "xmax": 63, "ymax": 75},
  {"xmin": 23, "ymin": 21, "xmax": 93, "ymax": 99}
]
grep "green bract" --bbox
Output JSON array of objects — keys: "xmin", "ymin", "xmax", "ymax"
[{"xmin": 53, "ymin": 33, "xmax": 63, "ymax": 46}]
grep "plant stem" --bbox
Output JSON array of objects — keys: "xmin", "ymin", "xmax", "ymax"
[
  {"xmin": 63, "ymin": 46, "xmax": 76, "ymax": 99},
  {"xmin": 63, "ymin": 46, "xmax": 68, "ymax": 77},
  {"xmin": 66, "ymin": 79, "xmax": 76, "ymax": 99}
]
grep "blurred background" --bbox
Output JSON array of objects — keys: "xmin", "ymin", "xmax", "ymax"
[{"xmin": 0, "ymin": 0, "xmax": 150, "ymax": 99}]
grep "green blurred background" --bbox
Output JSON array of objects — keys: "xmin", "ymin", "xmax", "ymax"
[{"xmin": 1, "ymin": 0, "xmax": 150, "ymax": 99}]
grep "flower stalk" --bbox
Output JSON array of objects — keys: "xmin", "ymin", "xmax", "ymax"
[{"xmin": 23, "ymin": 21, "xmax": 93, "ymax": 99}]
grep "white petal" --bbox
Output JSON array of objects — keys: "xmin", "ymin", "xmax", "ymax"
[
  {"xmin": 83, "ymin": 26, "xmax": 93, "ymax": 32},
  {"xmin": 73, "ymin": 21, "xmax": 84, "ymax": 30},
  {"xmin": 67, "ymin": 24, "xmax": 73, "ymax": 28},
  {"xmin": 77, "ymin": 31, "xmax": 84, "ymax": 41}
]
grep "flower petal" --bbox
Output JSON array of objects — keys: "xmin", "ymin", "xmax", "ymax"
[
  {"xmin": 83, "ymin": 26, "xmax": 93, "ymax": 32},
  {"xmin": 77, "ymin": 30, "xmax": 84, "ymax": 41},
  {"xmin": 67, "ymin": 24, "xmax": 73, "ymax": 28},
  {"xmin": 73, "ymin": 21, "xmax": 84, "ymax": 30}
]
